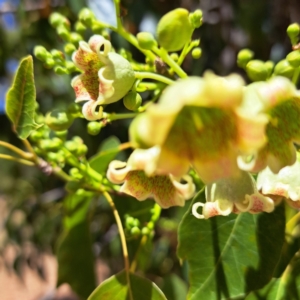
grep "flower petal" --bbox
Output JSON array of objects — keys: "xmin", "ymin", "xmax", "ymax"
[{"xmin": 107, "ymin": 161, "xmax": 131, "ymax": 183}]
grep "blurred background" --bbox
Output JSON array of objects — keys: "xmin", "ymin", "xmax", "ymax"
[{"xmin": 0, "ymin": 0, "xmax": 300, "ymax": 299}]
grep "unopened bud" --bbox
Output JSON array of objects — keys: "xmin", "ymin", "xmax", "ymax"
[
  {"xmin": 274, "ymin": 59, "xmax": 294, "ymax": 78},
  {"xmin": 64, "ymin": 43, "xmax": 76, "ymax": 56},
  {"xmin": 287, "ymin": 23, "xmax": 300, "ymax": 45},
  {"xmin": 54, "ymin": 66, "xmax": 69, "ymax": 75},
  {"xmin": 87, "ymin": 121, "xmax": 102, "ymax": 135},
  {"xmin": 78, "ymin": 8, "xmax": 96, "ymax": 27},
  {"xmin": 286, "ymin": 50, "xmax": 300, "ymax": 68},
  {"xmin": 237, "ymin": 49, "xmax": 254, "ymax": 68},
  {"xmin": 49, "ymin": 12, "xmax": 70, "ymax": 29},
  {"xmin": 123, "ymin": 91, "xmax": 142, "ymax": 111},
  {"xmin": 70, "ymin": 32, "xmax": 83, "ymax": 46},
  {"xmin": 137, "ymin": 32, "xmax": 157, "ymax": 50},
  {"xmin": 246, "ymin": 60, "xmax": 268, "ymax": 81},
  {"xmin": 46, "ymin": 110, "xmax": 74, "ymax": 131},
  {"xmin": 75, "ymin": 21, "xmax": 86, "ymax": 35},
  {"xmin": 34, "ymin": 46, "xmax": 50, "ymax": 62},
  {"xmin": 157, "ymin": 8, "xmax": 193, "ymax": 52},
  {"xmin": 189, "ymin": 9, "xmax": 203, "ymax": 28},
  {"xmin": 57, "ymin": 25, "xmax": 70, "ymax": 41},
  {"xmin": 192, "ymin": 47, "xmax": 202, "ymax": 59}
]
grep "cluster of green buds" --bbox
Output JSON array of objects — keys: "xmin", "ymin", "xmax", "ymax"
[{"xmin": 238, "ymin": 23, "xmax": 300, "ymax": 82}]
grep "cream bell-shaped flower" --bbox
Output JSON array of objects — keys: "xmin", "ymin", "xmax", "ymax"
[
  {"xmin": 192, "ymin": 171, "xmax": 274, "ymax": 219},
  {"xmin": 71, "ymin": 35, "xmax": 135, "ymax": 120},
  {"xmin": 238, "ymin": 76, "xmax": 300, "ymax": 174},
  {"xmin": 130, "ymin": 72, "xmax": 268, "ymax": 183},
  {"xmin": 106, "ymin": 148, "xmax": 196, "ymax": 209},
  {"xmin": 257, "ymin": 153, "xmax": 300, "ymax": 209}
]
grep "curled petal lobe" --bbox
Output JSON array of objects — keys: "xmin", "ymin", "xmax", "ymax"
[
  {"xmin": 81, "ymin": 101, "xmax": 103, "ymax": 121},
  {"xmin": 106, "ymin": 161, "xmax": 131, "ymax": 183}
]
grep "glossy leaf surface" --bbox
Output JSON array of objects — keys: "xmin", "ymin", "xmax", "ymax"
[
  {"xmin": 177, "ymin": 191, "xmax": 285, "ymax": 299},
  {"xmin": 6, "ymin": 56, "xmax": 41, "ymax": 139},
  {"xmin": 88, "ymin": 270, "xmax": 167, "ymax": 300},
  {"xmin": 57, "ymin": 190, "xmax": 96, "ymax": 299}
]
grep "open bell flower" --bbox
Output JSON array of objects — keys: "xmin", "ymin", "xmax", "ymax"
[
  {"xmin": 238, "ymin": 76, "xmax": 300, "ymax": 174},
  {"xmin": 106, "ymin": 148, "xmax": 196, "ymax": 209},
  {"xmin": 192, "ymin": 171, "xmax": 274, "ymax": 219},
  {"xmin": 71, "ymin": 35, "xmax": 135, "ymax": 120},
  {"xmin": 257, "ymin": 153, "xmax": 300, "ymax": 209},
  {"xmin": 130, "ymin": 72, "xmax": 268, "ymax": 183}
]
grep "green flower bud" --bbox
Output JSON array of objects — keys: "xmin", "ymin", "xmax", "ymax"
[
  {"xmin": 78, "ymin": 8, "xmax": 96, "ymax": 27},
  {"xmin": 65, "ymin": 141, "xmax": 78, "ymax": 155},
  {"xmin": 157, "ymin": 8, "xmax": 193, "ymax": 52},
  {"xmin": 54, "ymin": 66, "xmax": 69, "ymax": 75},
  {"xmin": 57, "ymin": 25, "xmax": 70, "ymax": 41},
  {"xmin": 54, "ymin": 130, "xmax": 68, "ymax": 140},
  {"xmin": 70, "ymin": 32, "xmax": 83, "ymax": 46},
  {"xmin": 65, "ymin": 61, "xmax": 77, "ymax": 73},
  {"xmin": 141, "ymin": 227, "xmax": 150, "ymax": 236},
  {"xmin": 34, "ymin": 46, "xmax": 50, "ymax": 62},
  {"xmin": 125, "ymin": 216, "xmax": 135, "ymax": 229},
  {"xmin": 137, "ymin": 32, "xmax": 157, "ymax": 50},
  {"xmin": 170, "ymin": 53, "xmax": 179, "ymax": 61},
  {"xmin": 246, "ymin": 60, "xmax": 268, "ymax": 81},
  {"xmin": 192, "ymin": 47, "xmax": 202, "ymax": 59},
  {"xmin": 237, "ymin": 49, "xmax": 254, "ymax": 68},
  {"xmin": 274, "ymin": 59, "xmax": 294, "ymax": 78},
  {"xmin": 67, "ymin": 103, "xmax": 82, "ymax": 116},
  {"xmin": 130, "ymin": 226, "xmax": 141, "ymax": 237},
  {"xmin": 50, "ymin": 49, "xmax": 65, "ymax": 61},
  {"xmin": 49, "ymin": 12, "xmax": 70, "ymax": 29},
  {"xmin": 189, "ymin": 9, "xmax": 203, "ymax": 28},
  {"xmin": 287, "ymin": 23, "xmax": 300, "ymax": 45},
  {"xmin": 76, "ymin": 144, "xmax": 88, "ymax": 156},
  {"xmin": 123, "ymin": 91, "xmax": 142, "ymax": 111},
  {"xmin": 147, "ymin": 221, "xmax": 155, "ymax": 230},
  {"xmin": 64, "ymin": 43, "xmax": 76, "ymax": 56},
  {"xmin": 43, "ymin": 57, "xmax": 55, "ymax": 69},
  {"xmin": 132, "ymin": 218, "xmax": 140, "ymax": 227},
  {"xmin": 45, "ymin": 110, "xmax": 74, "ymax": 131},
  {"xmin": 286, "ymin": 50, "xmax": 300, "ymax": 68},
  {"xmin": 264, "ymin": 60, "xmax": 274, "ymax": 77},
  {"xmin": 75, "ymin": 21, "xmax": 86, "ymax": 35},
  {"xmin": 39, "ymin": 137, "xmax": 62, "ymax": 151},
  {"xmin": 30, "ymin": 130, "xmax": 44, "ymax": 142},
  {"xmin": 69, "ymin": 168, "xmax": 83, "ymax": 180},
  {"xmin": 87, "ymin": 121, "xmax": 102, "ymax": 135},
  {"xmin": 91, "ymin": 21, "xmax": 103, "ymax": 34}
]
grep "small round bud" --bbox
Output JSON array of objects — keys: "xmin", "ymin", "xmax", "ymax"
[
  {"xmin": 287, "ymin": 23, "xmax": 300, "ymax": 45},
  {"xmin": 64, "ymin": 43, "xmax": 76, "ymax": 56},
  {"xmin": 45, "ymin": 110, "xmax": 74, "ymax": 131},
  {"xmin": 43, "ymin": 57, "xmax": 55, "ymax": 69},
  {"xmin": 78, "ymin": 8, "xmax": 96, "ymax": 27},
  {"xmin": 34, "ymin": 46, "xmax": 50, "ymax": 62},
  {"xmin": 39, "ymin": 137, "xmax": 62, "ymax": 151},
  {"xmin": 75, "ymin": 21, "xmax": 86, "ymax": 35},
  {"xmin": 54, "ymin": 66, "xmax": 69, "ymax": 75},
  {"xmin": 130, "ymin": 226, "xmax": 141, "ymax": 237},
  {"xmin": 170, "ymin": 53, "xmax": 179, "ymax": 61},
  {"xmin": 123, "ymin": 91, "xmax": 142, "ymax": 111},
  {"xmin": 157, "ymin": 8, "xmax": 193, "ymax": 52},
  {"xmin": 264, "ymin": 60, "xmax": 274, "ymax": 77},
  {"xmin": 70, "ymin": 32, "xmax": 83, "ymax": 46},
  {"xmin": 76, "ymin": 144, "xmax": 88, "ymax": 156},
  {"xmin": 274, "ymin": 59, "xmax": 294, "ymax": 78},
  {"xmin": 91, "ymin": 22, "xmax": 104, "ymax": 34},
  {"xmin": 54, "ymin": 130, "xmax": 68, "ymax": 140},
  {"xmin": 65, "ymin": 141, "xmax": 77, "ymax": 153},
  {"xmin": 147, "ymin": 221, "xmax": 155, "ymax": 230},
  {"xmin": 237, "ymin": 49, "xmax": 254, "ymax": 68},
  {"xmin": 132, "ymin": 218, "xmax": 140, "ymax": 227},
  {"xmin": 286, "ymin": 50, "xmax": 300, "ymax": 68},
  {"xmin": 87, "ymin": 121, "xmax": 102, "ymax": 135},
  {"xmin": 30, "ymin": 131, "xmax": 44, "ymax": 142},
  {"xmin": 67, "ymin": 103, "xmax": 81, "ymax": 116},
  {"xmin": 137, "ymin": 32, "xmax": 157, "ymax": 50},
  {"xmin": 49, "ymin": 12, "xmax": 70, "ymax": 29},
  {"xmin": 65, "ymin": 61, "xmax": 77, "ymax": 73},
  {"xmin": 57, "ymin": 25, "xmax": 70, "ymax": 41},
  {"xmin": 69, "ymin": 168, "xmax": 83, "ymax": 180},
  {"xmin": 141, "ymin": 227, "xmax": 150, "ymax": 236},
  {"xmin": 125, "ymin": 216, "xmax": 135, "ymax": 229},
  {"xmin": 246, "ymin": 60, "xmax": 268, "ymax": 81},
  {"xmin": 189, "ymin": 9, "xmax": 203, "ymax": 28},
  {"xmin": 50, "ymin": 49, "xmax": 65, "ymax": 61},
  {"xmin": 192, "ymin": 47, "xmax": 202, "ymax": 59}
]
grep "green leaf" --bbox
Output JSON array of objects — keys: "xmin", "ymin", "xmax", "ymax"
[
  {"xmin": 57, "ymin": 190, "xmax": 96, "ymax": 299},
  {"xmin": 177, "ymin": 191, "xmax": 285, "ymax": 299},
  {"xmin": 246, "ymin": 251, "xmax": 300, "ymax": 299},
  {"xmin": 159, "ymin": 274, "xmax": 188, "ymax": 300},
  {"xmin": 89, "ymin": 136, "xmax": 121, "ymax": 174},
  {"xmin": 88, "ymin": 270, "xmax": 167, "ymax": 300},
  {"xmin": 5, "ymin": 56, "xmax": 41, "ymax": 139}
]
